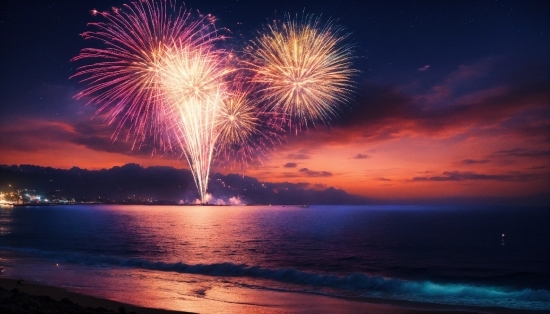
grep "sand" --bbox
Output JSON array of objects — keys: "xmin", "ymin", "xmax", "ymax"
[
  {"xmin": 0, "ymin": 278, "xmax": 191, "ymax": 314},
  {"xmin": 0, "ymin": 277, "xmax": 535, "ymax": 314}
]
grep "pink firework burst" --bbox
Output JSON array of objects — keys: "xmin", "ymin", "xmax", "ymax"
[{"xmin": 71, "ymin": 0, "xmax": 222, "ymax": 151}]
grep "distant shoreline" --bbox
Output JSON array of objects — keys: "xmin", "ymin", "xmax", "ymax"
[{"xmin": 10, "ymin": 203, "xmax": 308, "ymax": 207}]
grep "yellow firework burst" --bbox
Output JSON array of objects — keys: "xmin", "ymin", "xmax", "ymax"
[
  {"xmin": 215, "ymin": 86, "xmax": 282, "ymax": 166},
  {"xmin": 216, "ymin": 89, "xmax": 260, "ymax": 149},
  {"xmin": 248, "ymin": 14, "xmax": 356, "ymax": 129}
]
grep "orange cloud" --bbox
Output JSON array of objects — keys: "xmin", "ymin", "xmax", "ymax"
[{"xmin": 0, "ymin": 117, "xmax": 183, "ymax": 170}]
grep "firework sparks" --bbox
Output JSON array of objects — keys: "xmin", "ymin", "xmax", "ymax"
[
  {"xmin": 159, "ymin": 43, "xmax": 231, "ymax": 203},
  {"xmin": 72, "ymin": 0, "xmax": 227, "ymax": 203},
  {"xmin": 214, "ymin": 84, "xmax": 285, "ymax": 167},
  {"xmin": 248, "ymin": 14, "xmax": 356, "ymax": 130},
  {"xmin": 73, "ymin": 1, "xmax": 356, "ymax": 203},
  {"xmin": 217, "ymin": 90, "xmax": 260, "ymax": 149},
  {"xmin": 72, "ymin": 0, "xmax": 220, "ymax": 150}
]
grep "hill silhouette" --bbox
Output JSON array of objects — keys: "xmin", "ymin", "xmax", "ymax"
[{"xmin": 0, "ymin": 164, "xmax": 370, "ymax": 205}]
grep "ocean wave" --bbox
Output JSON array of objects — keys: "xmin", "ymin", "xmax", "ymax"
[{"xmin": 2, "ymin": 246, "xmax": 550, "ymax": 310}]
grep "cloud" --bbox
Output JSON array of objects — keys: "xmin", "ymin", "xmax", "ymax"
[
  {"xmin": 299, "ymin": 168, "xmax": 333, "ymax": 177},
  {"xmin": 279, "ymin": 172, "xmax": 301, "ymax": 178},
  {"xmin": 287, "ymin": 153, "xmax": 310, "ymax": 160},
  {"xmin": 352, "ymin": 154, "xmax": 370, "ymax": 159},
  {"xmin": 73, "ymin": 135, "xmax": 133, "ymax": 154},
  {"xmin": 409, "ymin": 171, "xmax": 535, "ymax": 182},
  {"xmin": 283, "ymin": 162, "xmax": 298, "ymax": 168},
  {"xmin": 494, "ymin": 148, "xmax": 550, "ymax": 158},
  {"xmin": 444, "ymin": 58, "xmax": 497, "ymax": 84},
  {"xmin": 418, "ymin": 65, "xmax": 430, "ymax": 71},
  {"xmin": 376, "ymin": 177, "xmax": 392, "ymax": 181},
  {"xmin": 281, "ymin": 57, "xmax": 550, "ymax": 150},
  {"xmin": 71, "ymin": 118, "xmax": 168, "ymax": 156},
  {"xmin": 0, "ymin": 116, "xmax": 189, "ymax": 170},
  {"xmin": 310, "ymin": 183, "xmax": 328, "ymax": 189},
  {"xmin": 0, "ymin": 115, "xmax": 172, "ymax": 157},
  {"xmin": 0, "ymin": 118, "xmax": 76, "ymax": 151},
  {"xmin": 461, "ymin": 159, "xmax": 490, "ymax": 165}
]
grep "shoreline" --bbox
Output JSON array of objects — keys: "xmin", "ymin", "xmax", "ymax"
[
  {"xmin": 0, "ymin": 276, "xmax": 539, "ymax": 314},
  {"xmin": 0, "ymin": 277, "xmax": 192, "ymax": 314},
  {"xmin": 1, "ymin": 248, "xmax": 546, "ymax": 314}
]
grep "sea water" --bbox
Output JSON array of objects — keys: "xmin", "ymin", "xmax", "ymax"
[{"xmin": 0, "ymin": 205, "xmax": 549, "ymax": 312}]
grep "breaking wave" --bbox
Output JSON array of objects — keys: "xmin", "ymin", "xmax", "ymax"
[{"xmin": 2, "ymin": 246, "xmax": 550, "ymax": 310}]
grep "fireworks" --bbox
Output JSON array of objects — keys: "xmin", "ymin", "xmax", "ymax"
[
  {"xmin": 214, "ymin": 86, "xmax": 287, "ymax": 167},
  {"xmin": 216, "ymin": 90, "xmax": 259, "ymax": 153},
  {"xmin": 71, "ymin": 0, "xmax": 220, "ymax": 150},
  {"xmin": 248, "ymin": 14, "xmax": 356, "ymax": 130},
  {"xmin": 159, "ymin": 44, "xmax": 230, "ymax": 203},
  {"xmin": 73, "ymin": 1, "xmax": 355, "ymax": 203},
  {"xmin": 72, "ymin": 0, "xmax": 226, "ymax": 203}
]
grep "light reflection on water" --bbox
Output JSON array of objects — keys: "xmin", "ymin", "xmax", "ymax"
[{"xmin": 0, "ymin": 207, "xmax": 13, "ymax": 236}]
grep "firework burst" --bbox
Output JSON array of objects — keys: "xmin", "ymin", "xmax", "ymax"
[
  {"xmin": 214, "ymin": 85, "xmax": 282, "ymax": 167},
  {"xmin": 71, "ymin": 0, "xmax": 220, "ymax": 150},
  {"xmin": 216, "ymin": 90, "xmax": 260, "ymax": 154},
  {"xmin": 159, "ymin": 43, "xmax": 231, "ymax": 203},
  {"xmin": 248, "ymin": 14, "xmax": 356, "ymax": 130},
  {"xmin": 73, "ymin": 1, "xmax": 356, "ymax": 203}
]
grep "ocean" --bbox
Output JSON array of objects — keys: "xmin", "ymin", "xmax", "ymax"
[{"xmin": 0, "ymin": 204, "xmax": 549, "ymax": 312}]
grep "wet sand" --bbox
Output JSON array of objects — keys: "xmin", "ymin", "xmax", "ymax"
[
  {"xmin": 0, "ymin": 278, "xmax": 518, "ymax": 314},
  {"xmin": 0, "ymin": 277, "xmax": 535, "ymax": 314},
  {"xmin": 0, "ymin": 277, "xmax": 191, "ymax": 314}
]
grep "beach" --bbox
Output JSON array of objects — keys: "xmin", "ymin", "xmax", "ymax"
[
  {"xmin": 0, "ymin": 277, "xmax": 188, "ymax": 314},
  {"xmin": 0, "ymin": 277, "xmax": 535, "ymax": 314}
]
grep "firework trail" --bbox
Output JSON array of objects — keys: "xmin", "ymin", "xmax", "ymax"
[
  {"xmin": 248, "ymin": 14, "xmax": 356, "ymax": 130},
  {"xmin": 71, "ymin": 0, "xmax": 220, "ymax": 150},
  {"xmin": 159, "ymin": 43, "xmax": 231, "ymax": 203},
  {"xmin": 72, "ymin": 0, "xmax": 226, "ymax": 203}
]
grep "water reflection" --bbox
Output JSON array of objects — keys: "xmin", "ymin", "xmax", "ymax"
[
  {"xmin": 0, "ymin": 207, "xmax": 13, "ymax": 235},
  {"xmin": 118, "ymin": 205, "xmax": 275, "ymax": 265}
]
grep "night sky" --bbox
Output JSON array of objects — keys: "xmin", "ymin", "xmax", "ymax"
[{"xmin": 1, "ymin": 0, "xmax": 548, "ymax": 203}]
